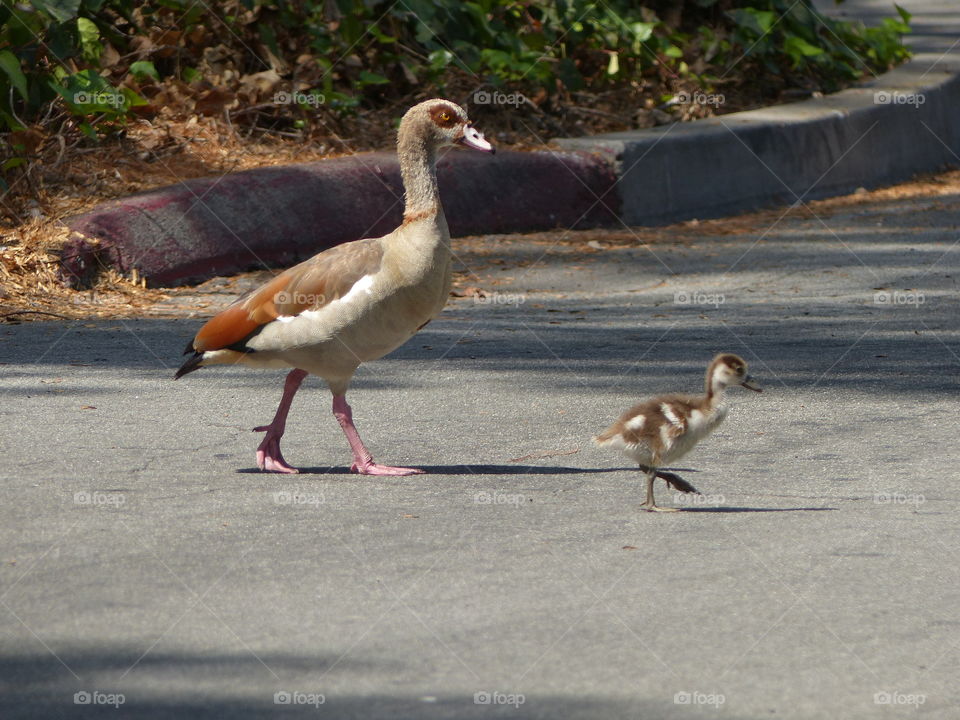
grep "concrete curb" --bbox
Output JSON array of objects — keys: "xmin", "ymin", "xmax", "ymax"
[
  {"xmin": 62, "ymin": 7, "xmax": 960, "ymax": 288},
  {"xmin": 61, "ymin": 150, "xmax": 618, "ymax": 287},
  {"xmin": 555, "ymin": 52, "xmax": 960, "ymax": 225}
]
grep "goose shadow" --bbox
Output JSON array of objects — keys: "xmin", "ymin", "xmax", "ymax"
[
  {"xmin": 237, "ymin": 464, "xmax": 628, "ymax": 476},
  {"xmin": 672, "ymin": 506, "xmax": 836, "ymax": 513}
]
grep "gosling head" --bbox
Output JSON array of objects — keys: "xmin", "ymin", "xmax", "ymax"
[{"xmin": 709, "ymin": 353, "xmax": 762, "ymax": 394}]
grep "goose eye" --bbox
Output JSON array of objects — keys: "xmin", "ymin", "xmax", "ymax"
[{"xmin": 439, "ymin": 111, "xmax": 450, "ymax": 122}]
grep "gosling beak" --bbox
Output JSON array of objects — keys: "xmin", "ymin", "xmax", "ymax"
[
  {"xmin": 741, "ymin": 375, "xmax": 763, "ymax": 393},
  {"xmin": 457, "ymin": 124, "xmax": 495, "ymax": 154}
]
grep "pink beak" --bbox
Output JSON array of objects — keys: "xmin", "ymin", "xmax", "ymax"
[{"xmin": 458, "ymin": 124, "xmax": 495, "ymax": 154}]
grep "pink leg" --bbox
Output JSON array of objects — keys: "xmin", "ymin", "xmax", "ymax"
[
  {"xmin": 332, "ymin": 394, "xmax": 424, "ymax": 476},
  {"xmin": 253, "ymin": 369, "xmax": 308, "ymax": 474}
]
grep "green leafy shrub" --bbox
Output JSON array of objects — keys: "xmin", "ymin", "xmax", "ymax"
[{"xmin": 0, "ymin": 0, "xmax": 912, "ymax": 191}]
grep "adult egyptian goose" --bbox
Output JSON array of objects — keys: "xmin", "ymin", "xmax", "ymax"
[
  {"xmin": 594, "ymin": 353, "xmax": 761, "ymax": 512},
  {"xmin": 175, "ymin": 99, "xmax": 494, "ymax": 475}
]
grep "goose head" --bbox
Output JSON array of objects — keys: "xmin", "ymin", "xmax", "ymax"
[
  {"xmin": 399, "ymin": 99, "xmax": 495, "ymax": 154},
  {"xmin": 709, "ymin": 353, "xmax": 762, "ymax": 394}
]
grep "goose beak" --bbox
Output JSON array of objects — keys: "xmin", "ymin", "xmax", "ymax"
[
  {"xmin": 741, "ymin": 376, "xmax": 763, "ymax": 393},
  {"xmin": 458, "ymin": 124, "xmax": 495, "ymax": 154}
]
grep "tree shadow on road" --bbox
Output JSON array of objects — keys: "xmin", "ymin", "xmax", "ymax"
[{"xmin": 1, "ymin": 646, "xmax": 710, "ymax": 720}]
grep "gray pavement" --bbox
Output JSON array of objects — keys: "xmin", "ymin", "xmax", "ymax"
[{"xmin": 3, "ymin": 182, "xmax": 960, "ymax": 718}]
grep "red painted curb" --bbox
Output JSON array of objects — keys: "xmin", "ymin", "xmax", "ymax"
[{"xmin": 61, "ymin": 149, "xmax": 619, "ymax": 287}]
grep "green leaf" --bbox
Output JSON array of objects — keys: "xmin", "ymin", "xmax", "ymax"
[
  {"xmin": 120, "ymin": 86, "xmax": 147, "ymax": 107},
  {"xmin": 428, "ymin": 49, "xmax": 454, "ymax": 71},
  {"xmin": 78, "ymin": 120, "xmax": 98, "ymax": 139},
  {"xmin": 46, "ymin": 20, "xmax": 78, "ymax": 61},
  {"xmin": 895, "ymin": 4, "xmax": 912, "ymax": 25},
  {"xmin": 727, "ymin": 8, "xmax": 776, "ymax": 37},
  {"xmin": 129, "ymin": 60, "xmax": 159, "ymax": 82},
  {"xmin": 0, "ymin": 109, "xmax": 25, "ymax": 132},
  {"xmin": 3, "ymin": 157, "xmax": 28, "ymax": 170},
  {"xmin": 77, "ymin": 17, "xmax": 98, "ymax": 43},
  {"xmin": 51, "ymin": 70, "xmax": 128, "ymax": 114},
  {"xmin": 628, "ymin": 22, "xmax": 655, "ymax": 43},
  {"xmin": 785, "ymin": 35, "xmax": 824, "ymax": 61},
  {"xmin": 0, "ymin": 50, "xmax": 28, "ymax": 101},
  {"xmin": 76, "ymin": 17, "xmax": 101, "ymax": 62},
  {"xmin": 367, "ymin": 24, "xmax": 396, "ymax": 44},
  {"xmin": 30, "ymin": 0, "xmax": 82, "ymax": 23},
  {"xmin": 357, "ymin": 70, "xmax": 389, "ymax": 85}
]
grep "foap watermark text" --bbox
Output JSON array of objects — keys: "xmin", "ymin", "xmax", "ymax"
[
  {"xmin": 675, "ymin": 290, "xmax": 725, "ymax": 308},
  {"xmin": 274, "ymin": 690, "xmax": 325, "ymax": 707},
  {"xmin": 73, "ymin": 91, "xmax": 125, "ymax": 108},
  {"xmin": 474, "ymin": 690, "xmax": 525, "ymax": 707},
  {"xmin": 874, "ymin": 690, "xmax": 925, "ymax": 707},
  {"xmin": 74, "ymin": 691, "xmax": 125, "ymax": 708},
  {"xmin": 677, "ymin": 90, "xmax": 725, "ymax": 107},
  {"xmin": 74, "ymin": 491, "xmax": 125, "ymax": 507},
  {"xmin": 873, "ymin": 290, "xmax": 924, "ymax": 306},
  {"xmin": 874, "ymin": 91, "xmax": 925, "ymax": 107},
  {"xmin": 874, "ymin": 492, "xmax": 925, "ymax": 508},
  {"xmin": 474, "ymin": 491, "xmax": 527, "ymax": 507},
  {"xmin": 273, "ymin": 491, "xmax": 325, "ymax": 507},
  {"xmin": 274, "ymin": 90, "xmax": 325, "ymax": 107},
  {"xmin": 275, "ymin": 291, "xmax": 326, "ymax": 307},
  {"xmin": 674, "ymin": 690, "xmax": 725, "ymax": 707},
  {"xmin": 674, "ymin": 493, "xmax": 725, "ymax": 506},
  {"xmin": 474, "ymin": 292, "xmax": 526, "ymax": 307},
  {"xmin": 473, "ymin": 90, "xmax": 529, "ymax": 107}
]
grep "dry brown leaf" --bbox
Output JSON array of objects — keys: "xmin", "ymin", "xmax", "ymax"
[
  {"xmin": 237, "ymin": 69, "xmax": 282, "ymax": 103},
  {"xmin": 194, "ymin": 88, "xmax": 236, "ymax": 116}
]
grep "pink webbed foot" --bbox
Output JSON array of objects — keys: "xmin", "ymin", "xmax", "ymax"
[
  {"xmin": 333, "ymin": 394, "xmax": 424, "ymax": 477},
  {"xmin": 251, "ymin": 369, "xmax": 308, "ymax": 474},
  {"xmin": 253, "ymin": 425, "xmax": 299, "ymax": 474},
  {"xmin": 350, "ymin": 461, "xmax": 425, "ymax": 477}
]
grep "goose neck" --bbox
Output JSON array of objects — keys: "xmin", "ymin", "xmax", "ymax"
[
  {"xmin": 399, "ymin": 133, "xmax": 442, "ymax": 222},
  {"xmin": 705, "ymin": 376, "xmax": 726, "ymax": 405}
]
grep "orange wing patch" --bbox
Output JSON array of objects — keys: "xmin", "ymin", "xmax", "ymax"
[
  {"xmin": 191, "ymin": 303, "xmax": 261, "ymax": 353},
  {"xmin": 190, "ymin": 238, "xmax": 384, "ymax": 353}
]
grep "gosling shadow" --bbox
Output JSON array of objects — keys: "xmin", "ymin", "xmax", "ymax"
[{"xmin": 675, "ymin": 506, "xmax": 836, "ymax": 513}]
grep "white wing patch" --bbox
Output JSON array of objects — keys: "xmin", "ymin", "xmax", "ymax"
[
  {"xmin": 272, "ymin": 274, "xmax": 377, "ymax": 324},
  {"xmin": 299, "ymin": 273, "xmax": 376, "ymax": 320},
  {"xmin": 659, "ymin": 423, "xmax": 675, "ymax": 450},
  {"xmin": 347, "ymin": 273, "xmax": 376, "ymax": 297},
  {"xmin": 625, "ymin": 414, "xmax": 646, "ymax": 431},
  {"xmin": 660, "ymin": 403, "xmax": 684, "ymax": 428}
]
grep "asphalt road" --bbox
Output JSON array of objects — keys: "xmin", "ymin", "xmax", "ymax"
[{"xmin": 2, "ymin": 184, "xmax": 959, "ymax": 718}]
